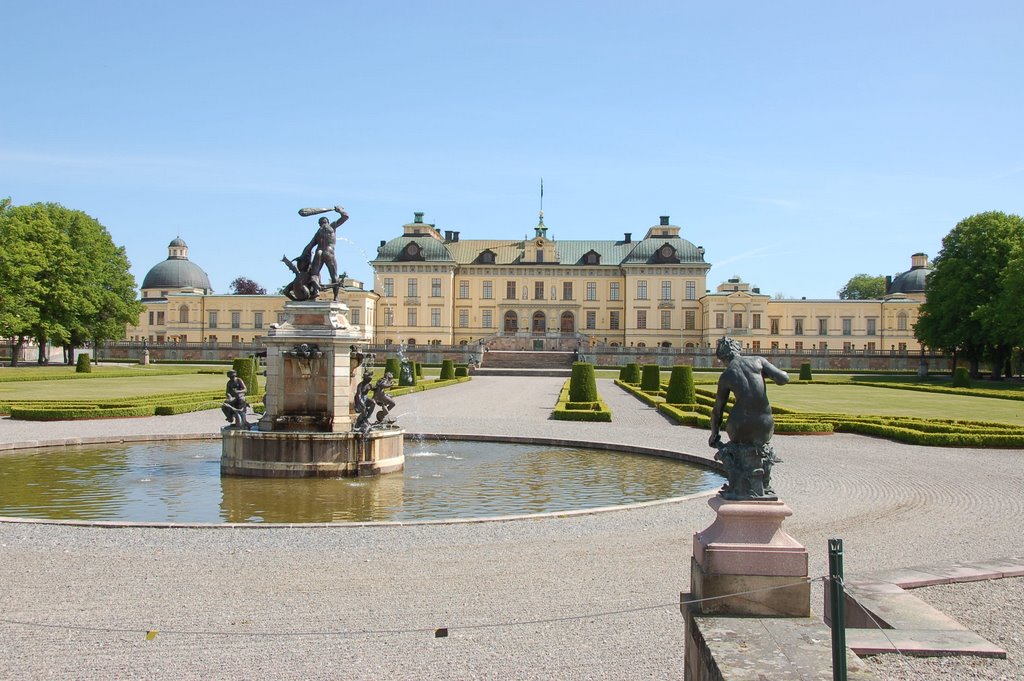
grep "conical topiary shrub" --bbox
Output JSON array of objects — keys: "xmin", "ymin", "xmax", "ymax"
[
  {"xmin": 665, "ymin": 365, "xmax": 695, "ymax": 404},
  {"xmin": 385, "ymin": 357, "xmax": 402, "ymax": 381},
  {"xmin": 799, "ymin": 362, "xmax": 813, "ymax": 381},
  {"xmin": 232, "ymin": 357, "xmax": 259, "ymax": 396},
  {"xmin": 640, "ymin": 364, "xmax": 661, "ymax": 392},
  {"xmin": 952, "ymin": 366, "xmax": 971, "ymax": 388},
  {"xmin": 569, "ymin": 362, "xmax": 598, "ymax": 402},
  {"xmin": 622, "ymin": 363, "xmax": 641, "ymax": 384},
  {"xmin": 440, "ymin": 359, "xmax": 456, "ymax": 380},
  {"xmin": 75, "ymin": 353, "xmax": 92, "ymax": 373}
]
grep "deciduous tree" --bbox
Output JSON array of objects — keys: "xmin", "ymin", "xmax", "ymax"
[
  {"xmin": 229, "ymin": 277, "xmax": 267, "ymax": 295},
  {"xmin": 837, "ymin": 274, "xmax": 886, "ymax": 300}
]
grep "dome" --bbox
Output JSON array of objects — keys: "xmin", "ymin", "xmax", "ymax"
[
  {"xmin": 887, "ymin": 253, "xmax": 932, "ymax": 295},
  {"xmin": 141, "ymin": 237, "xmax": 212, "ymax": 293},
  {"xmin": 141, "ymin": 259, "xmax": 212, "ymax": 292}
]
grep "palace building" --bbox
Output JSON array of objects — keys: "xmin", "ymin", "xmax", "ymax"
[{"xmin": 127, "ymin": 216, "xmax": 932, "ymax": 356}]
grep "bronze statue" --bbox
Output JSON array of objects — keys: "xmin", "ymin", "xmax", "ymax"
[
  {"xmin": 371, "ymin": 371, "xmax": 396, "ymax": 424},
  {"xmin": 709, "ymin": 337, "xmax": 790, "ymax": 500},
  {"xmin": 221, "ymin": 369, "xmax": 251, "ymax": 429},
  {"xmin": 283, "ymin": 205, "xmax": 349, "ymax": 301},
  {"xmin": 352, "ymin": 370, "xmax": 375, "ymax": 434}
]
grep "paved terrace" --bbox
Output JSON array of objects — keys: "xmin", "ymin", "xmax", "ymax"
[{"xmin": 1, "ymin": 377, "xmax": 1021, "ymax": 679}]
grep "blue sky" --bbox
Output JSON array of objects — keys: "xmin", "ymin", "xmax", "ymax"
[{"xmin": 3, "ymin": 1, "xmax": 1022, "ymax": 299}]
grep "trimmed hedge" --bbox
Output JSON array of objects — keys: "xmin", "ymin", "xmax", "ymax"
[
  {"xmin": 385, "ymin": 358, "xmax": 402, "ymax": 381},
  {"xmin": 569, "ymin": 362, "xmax": 599, "ymax": 402},
  {"xmin": 640, "ymin": 364, "xmax": 661, "ymax": 391},
  {"xmin": 799, "ymin": 362, "xmax": 812, "ymax": 381},
  {"xmin": 952, "ymin": 367, "xmax": 971, "ymax": 388},
  {"xmin": 665, "ymin": 366, "xmax": 695, "ymax": 404},
  {"xmin": 232, "ymin": 357, "xmax": 260, "ymax": 397},
  {"xmin": 439, "ymin": 359, "xmax": 456, "ymax": 380},
  {"xmin": 75, "ymin": 354, "xmax": 92, "ymax": 373},
  {"xmin": 454, "ymin": 364, "xmax": 469, "ymax": 377},
  {"xmin": 621, "ymin": 363, "xmax": 641, "ymax": 384},
  {"xmin": 553, "ymin": 379, "xmax": 612, "ymax": 422}
]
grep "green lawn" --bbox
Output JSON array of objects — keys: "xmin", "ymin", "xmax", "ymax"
[
  {"xmin": 766, "ymin": 382, "xmax": 1024, "ymax": 425},
  {"xmin": 0, "ymin": 372, "xmax": 228, "ymax": 400}
]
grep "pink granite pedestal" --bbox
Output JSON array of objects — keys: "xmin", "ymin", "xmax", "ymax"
[{"xmin": 689, "ymin": 496, "xmax": 810, "ymax": 617}]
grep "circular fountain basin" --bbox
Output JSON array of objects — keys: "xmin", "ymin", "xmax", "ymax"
[{"xmin": 0, "ymin": 437, "xmax": 723, "ymax": 524}]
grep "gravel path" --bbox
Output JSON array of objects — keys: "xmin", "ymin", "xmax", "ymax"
[{"xmin": 1, "ymin": 376, "xmax": 1022, "ymax": 679}]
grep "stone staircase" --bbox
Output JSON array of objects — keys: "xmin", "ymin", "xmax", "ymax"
[{"xmin": 474, "ymin": 350, "xmax": 576, "ymax": 377}]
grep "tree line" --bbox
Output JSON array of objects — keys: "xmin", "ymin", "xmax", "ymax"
[{"xmin": 0, "ymin": 199, "xmax": 142, "ymax": 365}]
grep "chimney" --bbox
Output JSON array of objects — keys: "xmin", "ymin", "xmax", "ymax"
[
  {"xmin": 886, "ymin": 275, "xmax": 893, "ymax": 290},
  {"xmin": 379, "ymin": 240, "xmax": 386, "ymax": 248},
  {"xmin": 444, "ymin": 230, "xmax": 452, "ymax": 241},
  {"xmin": 452, "ymin": 231, "xmax": 460, "ymax": 243},
  {"xmin": 624, "ymin": 232, "xmax": 632, "ymax": 243},
  {"xmin": 414, "ymin": 212, "xmax": 424, "ymax": 224},
  {"xmin": 659, "ymin": 216, "xmax": 670, "ymax": 226}
]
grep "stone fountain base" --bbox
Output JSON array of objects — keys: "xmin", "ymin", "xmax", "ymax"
[{"xmin": 221, "ymin": 427, "xmax": 404, "ymax": 478}]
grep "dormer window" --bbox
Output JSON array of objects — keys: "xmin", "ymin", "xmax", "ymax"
[
  {"xmin": 479, "ymin": 250, "xmax": 496, "ymax": 264},
  {"xmin": 654, "ymin": 243, "xmax": 678, "ymax": 264},
  {"xmin": 584, "ymin": 250, "xmax": 601, "ymax": 265},
  {"xmin": 400, "ymin": 241, "xmax": 424, "ymax": 261}
]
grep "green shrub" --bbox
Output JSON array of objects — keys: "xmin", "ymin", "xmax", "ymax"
[
  {"xmin": 454, "ymin": 364, "xmax": 469, "ymax": 377},
  {"xmin": 385, "ymin": 357, "xmax": 402, "ymax": 381},
  {"xmin": 398, "ymin": 360, "xmax": 416, "ymax": 386},
  {"xmin": 622, "ymin": 363, "xmax": 641, "ymax": 384},
  {"xmin": 415, "ymin": 362, "xmax": 423, "ymax": 377},
  {"xmin": 799, "ymin": 362, "xmax": 813, "ymax": 381},
  {"xmin": 952, "ymin": 366, "xmax": 971, "ymax": 388},
  {"xmin": 569, "ymin": 362, "xmax": 599, "ymax": 402},
  {"xmin": 552, "ymin": 380, "xmax": 611, "ymax": 422},
  {"xmin": 640, "ymin": 364, "xmax": 661, "ymax": 391},
  {"xmin": 232, "ymin": 357, "xmax": 260, "ymax": 397},
  {"xmin": 75, "ymin": 354, "xmax": 92, "ymax": 373},
  {"xmin": 665, "ymin": 366, "xmax": 695, "ymax": 404}
]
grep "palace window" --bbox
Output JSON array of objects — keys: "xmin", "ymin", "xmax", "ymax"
[
  {"xmin": 610, "ymin": 282, "xmax": 620, "ymax": 301},
  {"xmin": 209, "ymin": 311, "xmax": 218, "ymax": 329},
  {"xmin": 842, "ymin": 318, "xmax": 852, "ymax": 335},
  {"xmin": 752, "ymin": 313, "xmax": 761, "ymax": 329},
  {"xmin": 637, "ymin": 310, "xmax": 647, "ymax": 329},
  {"xmin": 384, "ymin": 308, "xmax": 394, "ymax": 326},
  {"xmin": 350, "ymin": 309, "xmax": 360, "ymax": 325},
  {"xmin": 382, "ymin": 278, "xmax": 394, "ymax": 297},
  {"xmin": 794, "ymin": 318, "xmax": 804, "ymax": 335},
  {"xmin": 609, "ymin": 311, "xmax": 620, "ymax": 330},
  {"xmin": 586, "ymin": 311, "xmax": 596, "ymax": 330},
  {"xmin": 534, "ymin": 281, "xmax": 544, "ymax": 300},
  {"xmin": 685, "ymin": 310, "xmax": 695, "ymax": 330},
  {"xmin": 818, "ymin": 318, "xmax": 828, "ymax": 335},
  {"xmin": 734, "ymin": 312, "xmax": 743, "ymax": 328},
  {"xmin": 431, "ymin": 278, "xmax": 442, "ymax": 297},
  {"xmin": 897, "ymin": 312, "xmax": 908, "ymax": 331},
  {"xmin": 686, "ymin": 281, "xmax": 696, "ymax": 300},
  {"xmin": 867, "ymin": 318, "xmax": 877, "ymax": 336},
  {"xmin": 715, "ymin": 313, "xmax": 724, "ymax": 329},
  {"xmin": 482, "ymin": 310, "xmax": 493, "ymax": 328},
  {"xmin": 254, "ymin": 312, "xmax": 263, "ymax": 329},
  {"xmin": 482, "ymin": 281, "xmax": 493, "ymax": 299},
  {"xmin": 563, "ymin": 282, "xmax": 573, "ymax": 300},
  {"xmin": 637, "ymin": 280, "xmax": 648, "ymax": 300},
  {"xmin": 430, "ymin": 308, "xmax": 441, "ymax": 327},
  {"xmin": 458, "ymin": 310, "xmax": 468, "ymax": 328},
  {"xmin": 586, "ymin": 282, "xmax": 597, "ymax": 301},
  {"xmin": 506, "ymin": 281, "xmax": 516, "ymax": 300},
  {"xmin": 231, "ymin": 312, "xmax": 240, "ymax": 329},
  {"xmin": 770, "ymin": 318, "xmax": 779, "ymax": 334},
  {"xmin": 661, "ymin": 281, "xmax": 672, "ymax": 300},
  {"xmin": 661, "ymin": 310, "xmax": 671, "ymax": 329},
  {"xmin": 156, "ymin": 311, "xmax": 165, "ymax": 325},
  {"xmin": 407, "ymin": 309, "xmax": 417, "ymax": 327},
  {"xmin": 407, "ymin": 279, "xmax": 418, "ymax": 297},
  {"xmin": 458, "ymin": 280, "xmax": 469, "ymax": 299}
]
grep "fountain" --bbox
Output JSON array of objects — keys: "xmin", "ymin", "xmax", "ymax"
[{"xmin": 220, "ymin": 206, "xmax": 404, "ymax": 478}]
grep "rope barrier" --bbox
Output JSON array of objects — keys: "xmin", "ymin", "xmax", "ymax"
[{"xmin": 0, "ymin": 575, "xmax": 827, "ymax": 640}]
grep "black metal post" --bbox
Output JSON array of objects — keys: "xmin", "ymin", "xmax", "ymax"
[{"xmin": 829, "ymin": 538, "xmax": 848, "ymax": 681}]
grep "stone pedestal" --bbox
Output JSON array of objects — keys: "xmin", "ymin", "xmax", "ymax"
[
  {"xmin": 221, "ymin": 300, "xmax": 404, "ymax": 478},
  {"xmin": 689, "ymin": 496, "xmax": 809, "ymax": 617}
]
